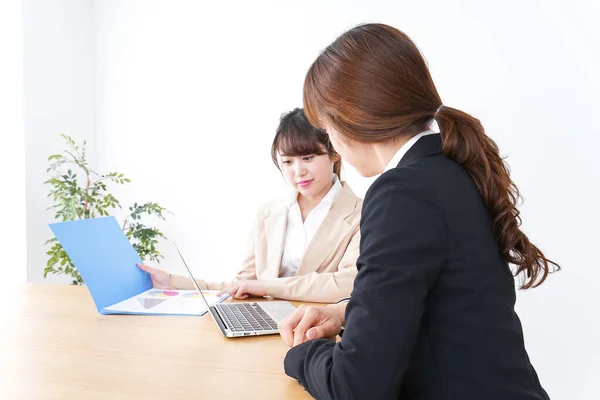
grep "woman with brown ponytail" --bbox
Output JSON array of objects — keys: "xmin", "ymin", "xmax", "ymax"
[{"xmin": 279, "ymin": 24, "xmax": 559, "ymax": 400}]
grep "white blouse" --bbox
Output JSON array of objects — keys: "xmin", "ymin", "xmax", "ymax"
[{"xmin": 279, "ymin": 175, "xmax": 343, "ymax": 278}]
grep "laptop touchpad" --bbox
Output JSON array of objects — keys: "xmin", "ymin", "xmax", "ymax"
[{"xmin": 260, "ymin": 301, "xmax": 296, "ymax": 324}]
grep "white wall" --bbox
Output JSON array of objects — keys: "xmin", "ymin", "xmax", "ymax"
[
  {"xmin": 93, "ymin": 0, "xmax": 319, "ymax": 283},
  {"xmin": 22, "ymin": 0, "xmax": 599, "ymax": 398},
  {"xmin": 22, "ymin": 0, "xmax": 96, "ymax": 283},
  {"xmin": 0, "ymin": 0, "xmax": 27, "ymax": 283}
]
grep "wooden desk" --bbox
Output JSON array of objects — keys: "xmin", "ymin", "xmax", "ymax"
[{"xmin": 0, "ymin": 284, "xmax": 313, "ymax": 400}]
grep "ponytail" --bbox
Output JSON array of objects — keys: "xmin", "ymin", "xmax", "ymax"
[
  {"xmin": 435, "ymin": 105, "xmax": 560, "ymax": 289},
  {"xmin": 300, "ymin": 22, "xmax": 559, "ymax": 288}
]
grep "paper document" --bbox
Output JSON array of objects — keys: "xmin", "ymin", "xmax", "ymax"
[{"xmin": 104, "ymin": 289, "xmax": 228, "ymax": 315}]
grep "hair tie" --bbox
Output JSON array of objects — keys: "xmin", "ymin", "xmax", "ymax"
[{"xmin": 434, "ymin": 104, "xmax": 444, "ymax": 119}]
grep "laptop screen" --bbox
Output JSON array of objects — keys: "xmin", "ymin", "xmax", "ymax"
[{"xmin": 172, "ymin": 242, "xmax": 213, "ymax": 311}]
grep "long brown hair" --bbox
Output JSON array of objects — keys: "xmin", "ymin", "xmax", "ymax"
[
  {"xmin": 271, "ymin": 108, "xmax": 342, "ymax": 180},
  {"xmin": 303, "ymin": 23, "xmax": 559, "ymax": 289}
]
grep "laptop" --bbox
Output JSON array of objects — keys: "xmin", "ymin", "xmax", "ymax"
[{"xmin": 174, "ymin": 242, "xmax": 296, "ymax": 337}]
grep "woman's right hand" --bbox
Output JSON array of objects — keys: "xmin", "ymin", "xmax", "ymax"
[
  {"xmin": 278, "ymin": 302, "xmax": 346, "ymax": 348},
  {"xmin": 137, "ymin": 263, "xmax": 171, "ymax": 289}
]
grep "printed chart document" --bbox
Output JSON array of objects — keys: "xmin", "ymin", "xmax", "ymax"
[{"xmin": 104, "ymin": 289, "xmax": 227, "ymax": 315}]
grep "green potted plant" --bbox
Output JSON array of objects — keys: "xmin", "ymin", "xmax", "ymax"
[{"xmin": 44, "ymin": 134, "xmax": 171, "ymax": 285}]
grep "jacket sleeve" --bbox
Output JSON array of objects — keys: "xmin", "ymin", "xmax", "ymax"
[
  {"xmin": 283, "ymin": 172, "xmax": 446, "ymax": 400},
  {"xmin": 259, "ymin": 226, "xmax": 360, "ymax": 303}
]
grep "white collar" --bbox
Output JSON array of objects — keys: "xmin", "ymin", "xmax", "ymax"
[
  {"xmin": 321, "ymin": 174, "xmax": 342, "ymax": 205},
  {"xmin": 384, "ymin": 128, "xmax": 437, "ymax": 173}
]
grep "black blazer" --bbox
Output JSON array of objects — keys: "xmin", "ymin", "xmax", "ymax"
[{"xmin": 284, "ymin": 134, "xmax": 549, "ymax": 400}]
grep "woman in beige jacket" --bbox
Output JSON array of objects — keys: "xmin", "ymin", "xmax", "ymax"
[{"xmin": 138, "ymin": 108, "xmax": 362, "ymax": 303}]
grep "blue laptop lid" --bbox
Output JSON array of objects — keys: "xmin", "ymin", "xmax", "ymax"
[{"xmin": 49, "ymin": 216, "xmax": 152, "ymax": 313}]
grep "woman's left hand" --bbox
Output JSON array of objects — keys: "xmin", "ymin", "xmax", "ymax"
[{"xmin": 217, "ymin": 280, "xmax": 268, "ymax": 299}]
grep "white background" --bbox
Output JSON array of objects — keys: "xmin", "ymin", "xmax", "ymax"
[
  {"xmin": 16, "ymin": 1, "xmax": 600, "ymax": 398},
  {"xmin": 0, "ymin": 1, "xmax": 26, "ymax": 284}
]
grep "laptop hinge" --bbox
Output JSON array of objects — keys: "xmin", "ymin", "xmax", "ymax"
[{"xmin": 211, "ymin": 306, "xmax": 230, "ymax": 331}]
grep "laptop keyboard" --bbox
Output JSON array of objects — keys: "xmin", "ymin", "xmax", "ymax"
[{"xmin": 215, "ymin": 303, "xmax": 279, "ymax": 332}]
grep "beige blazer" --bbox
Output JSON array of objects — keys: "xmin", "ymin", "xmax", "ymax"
[{"xmin": 170, "ymin": 182, "xmax": 362, "ymax": 303}]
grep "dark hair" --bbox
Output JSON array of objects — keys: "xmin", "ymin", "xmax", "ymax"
[
  {"xmin": 303, "ymin": 23, "xmax": 559, "ymax": 289},
  {"xmin": 271, "ymin": 108, "xmax": 341, "ymax": 180}
]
